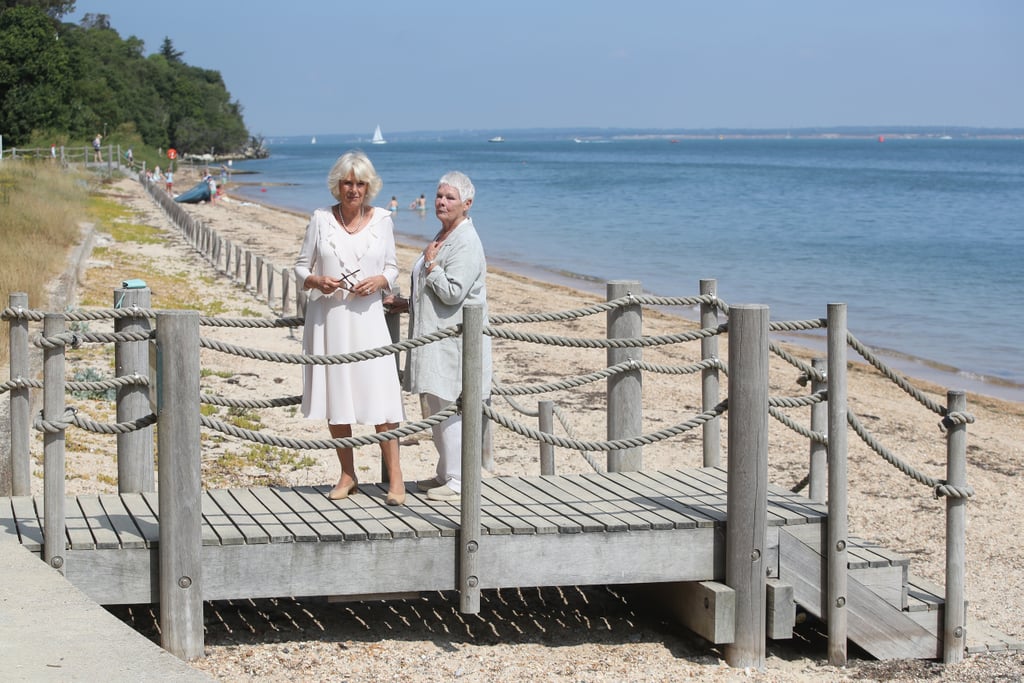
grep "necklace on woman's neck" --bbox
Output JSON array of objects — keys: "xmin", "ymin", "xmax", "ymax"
[{"xmin": 337, "ymin": 205, "xmax": 364, "ymax": 234}]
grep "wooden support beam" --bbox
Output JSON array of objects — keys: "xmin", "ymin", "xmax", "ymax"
[
  {"xmin": 655, "ymin": 580, "xmax": 736, "ymax": 645},
  {"xmin": 766, "ymin": 579, "xmax": 795, "ymax": 640}
]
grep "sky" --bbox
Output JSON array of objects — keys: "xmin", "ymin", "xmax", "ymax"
[{"xmin": 68, "ymin": 1, "xmax": 1022, "ymax": 137}]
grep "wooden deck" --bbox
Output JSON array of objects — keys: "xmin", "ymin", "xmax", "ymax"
[{"xmin": 1, "ymin": 467, "xmax": 827, "ymax": 605}]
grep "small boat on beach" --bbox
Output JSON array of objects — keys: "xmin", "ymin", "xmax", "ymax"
[
  {"xmin": 488, "ymin": 136, "xmax": 505, "ymax": 143},
  {"xmin": 173, "ymin": 181, "xmax": 211, "ymax": 204},
  {"xmin": 371, "ymin": 125, "xmax": 386, "ymax": 145}
]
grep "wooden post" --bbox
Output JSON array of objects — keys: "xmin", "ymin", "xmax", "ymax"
[
  {"xmin": 7, "ymin": 292, "xmax": 31, "ymax": 495},
  {"xmin": 114, "ymin": 286, "xmax": 154, "ymax": 492},
  {"xmin": 266, "ymin": 263, "xmax": 276, "ymax": 306},
  {"xmin": 826, "ymin": 303, "xmax": 848, "ymax": 666},
  {"xmin": 281, "ymin": 268, "xmax": 291, "ymax": 315},
  {"xmin": 606, "ymin": 280, "xmax": 642, "ymax": 472},
  {"xmin": 42, "ymin": 314, "xmax": 67, "ymax": 574},
  {"xmin": 244, "ymin": 251, "xmax": 253, "ymax": 291},
  {"xmin": 255, "ymin": 256, "xmax": 264, "ymax": 299},
  {"xmin": 459, "ymin": 304, "xmax": 483, "ymax": 614},
  {"xmin": 808, "ymin": 358, "xmax": 827, "ymax": 504},
  {"xmin": 943, "ymin": 390, "xmax": 967, "ymax": 663},
  {"xmin": 156, "ymin": 311, "xmax": 204, "ymax": 660},
  {"xmin": 700, "ymin": 279, "xmax": 721, "ymax": 467},
  {"xmin": 723, "ymin": 305, "xmax": 769, "ymax": 669},
  {"xmin": 539, "ymin": 400, "xmax": 555, "ymax": 475},
  {"xmin": 235, "ymin": 245, "xmax": 243, "ymax": 282}
]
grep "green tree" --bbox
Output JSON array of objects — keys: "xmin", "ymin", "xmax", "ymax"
[
  {"xmin": 0, "ymin": 6, "xmax": 71, "ymax": 143},
  {"xmin": 0, "ymin": 0, "xmax": 77, "ymax": 20}
]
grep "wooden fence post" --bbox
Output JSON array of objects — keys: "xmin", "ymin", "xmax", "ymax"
[
  {"xmin": 6, "ymin": 292, "xmax": 31, "ymax": 495},
  {"xmin": 809, "ymin": 357, "xmax": 827, "ymax": 503},
  {"xmin": 539, "ymin": 400, "xmax": 555, "ymax": 475},
  {"xmin": 826, "ymin": 303, "xmax": 849, "ymax": 666},
  {"xmin": 459, "ymin": 304, "xmax": 484, "ymax": 614},
  {"xmin": 944, "ymin": 390, "xmax": 968, "ymax": 663},
  {"xmin": 700, "ymin": 278, "xmax": 721, "ymax": 467},
  {"xmin": 42, "ymin": 314, "xmax": 67, "ymax": 575},
  {"xmin": 156, "ymin": 311, "xmax": 204, "ymax": 660},
  {"xmin": 723, "ymin": 304, "xmax": 769, "ymax": 669},
  {"xmin": 606, "ymin": 280, "xmax": 642, "ymax": 472},
  {"xmin": 114, "ymin": 286, "xmax": 154, "ymax": 492}
]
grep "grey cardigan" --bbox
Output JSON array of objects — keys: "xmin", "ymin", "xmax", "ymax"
[{"xmin": 403, "ymin": 217, "xmax": 492, "ymax": 402}]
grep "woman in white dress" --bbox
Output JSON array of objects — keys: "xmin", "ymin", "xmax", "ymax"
[{"xmin": 295, "ymin": 151, "xmax": 406, "ymax": 505}]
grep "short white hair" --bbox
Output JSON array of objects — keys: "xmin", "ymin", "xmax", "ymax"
[{"xmin": 437, "ymin": 171, "xmax": 475, "ymax": 202}]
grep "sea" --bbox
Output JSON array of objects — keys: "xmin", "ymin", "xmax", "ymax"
[{"xmin": 228, "ymin": 133, "xmax": 1024, "ymax": 404}]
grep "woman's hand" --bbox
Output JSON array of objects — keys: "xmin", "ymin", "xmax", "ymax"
[
  {"xmin": 354, "ymin": 275, "xmax": 387, "ymax": 296},
  {"xmin": 310, "ymin": 275, "xmax": 343, "ymax": 295}
]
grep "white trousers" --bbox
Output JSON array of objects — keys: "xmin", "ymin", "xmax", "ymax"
[{"xmin": 423, "ymin": 393, "xmax": 462, "ymax": 492}]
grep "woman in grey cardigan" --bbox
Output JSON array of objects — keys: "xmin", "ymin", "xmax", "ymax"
[{"xmin": 403, "ymin": 171, "xmax": 492, "ymax": 501}]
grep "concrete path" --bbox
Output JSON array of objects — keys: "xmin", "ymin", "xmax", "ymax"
[{"xmin": 0, "ymin": 533, "xmax": 212, "ymax": 682}]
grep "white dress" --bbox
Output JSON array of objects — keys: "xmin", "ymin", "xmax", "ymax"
[{"xmin": 294, "ymin": 206, "xmax": 405, "ymax": 425}]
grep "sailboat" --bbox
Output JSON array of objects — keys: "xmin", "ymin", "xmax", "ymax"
[
  {"xmin": 311, "ymin": 136, "xmax": 317, "ymax": 144},
  {"xmin": 371, "ymin": 125, "xmax": 386, "ymax": 145}
]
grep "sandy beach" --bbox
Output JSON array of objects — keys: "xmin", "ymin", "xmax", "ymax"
[{"xmin": 17, "ymin": 168, "xmax": 1024, "ymax": 681}]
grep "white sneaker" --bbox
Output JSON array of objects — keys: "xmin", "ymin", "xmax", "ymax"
[
  {"xmin": 426, "ymin": 483, "xmax": 460, "ymax": 501},
  {"xmin": 416, "ymin": 477, "xmax": 442, "ymax": 492}
]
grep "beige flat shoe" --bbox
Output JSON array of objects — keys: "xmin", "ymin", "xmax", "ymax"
[{"xmin": 327, "ymin": 480, "xmax": 358, "ymax": 500}]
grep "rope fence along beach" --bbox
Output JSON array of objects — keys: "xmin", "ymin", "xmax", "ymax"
[{"xmin": 3, "ymin": 273, "xmax": 974, "ymax": 663}]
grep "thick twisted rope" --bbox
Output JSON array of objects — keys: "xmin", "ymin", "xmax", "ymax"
[
  {"xmin": 200, "ymin": 403, "xmax": 458, "ymax": 450},
  {"xmin": 482, "ymin": 400, "xmax": 728, "ymax": 452},
  {"xmin": 846, "ymin": 411, "xmax": 973, "ymax": 499},
  {"xmin": 847, "ymin": 332, "xmax": 947, "ymax": 415},
  {"xmin": 484, "ymin": 323, "xmax": 727, "ymax": 349},
  {"xmin": 199, "ymin": 326, "xmax": 458, "ymax": 364},
  {"xmin": 489, "ymin": 294, "xmax": 717, "ymax": 325},
  {"xmin": 201, "ymin": 393, "xmax": 302, "ymax": 409},
  {"xmin": 3, "ymin": 375, "xmax": 149, "ymax": 396},
  {"xmin": 491, "ymin": 390, "xmax": 605, "ymax": 473},
  {"xmin": 770, "ymin": 340, "xmax": 826, "ymax": 383},
  {"xmin": 34, "ymin": 407, "xmax": 157, "ymax": 434}
]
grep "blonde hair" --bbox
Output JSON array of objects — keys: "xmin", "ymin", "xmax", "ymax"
[{"xmin": 327, "ymin": 150, "xmax": 383, "ymax": 202}]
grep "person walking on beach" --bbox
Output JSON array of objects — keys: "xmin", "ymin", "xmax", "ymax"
[
  {"xmin": 403, "ymin": 171, "xmax": 491, "ymax": 502},
  {"xmin": 295, "ymin": 150, "xmax": 407, "ymax": 505},
  {"xmin": 92, "ymin": 134, "xmax": 103, "ymax": 162},
  {"xmin": 165, "ymin": 169, "xmax": 173, "ymax": 194}
]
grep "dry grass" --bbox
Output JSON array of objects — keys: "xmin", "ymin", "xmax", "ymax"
[{"xmin": 0, "ymin": 162, "xmax": 90, "ymax": 359}]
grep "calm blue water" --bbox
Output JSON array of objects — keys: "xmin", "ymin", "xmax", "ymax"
[{"xmin": 230, "ymin": 134, "xmax": 1024, "ymax": 403}]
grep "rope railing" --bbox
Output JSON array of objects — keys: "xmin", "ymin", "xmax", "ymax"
[
  {"xmin": 483, "ymin": 400, "xmax": 729, "ymax": 453},
  {"xmin": 200, "ymin": 403, "xmax": 458, "ymax": 451},
  {"xmin": 485, "ymin": 322, "xmax": 727, "ymax": 348},
  {"xmin": 847, "ymin": 331, "xmax": 950, "ymax": 416}
]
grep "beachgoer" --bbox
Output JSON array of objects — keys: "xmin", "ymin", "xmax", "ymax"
[
  {"xmin": 403, "ymin": 171, "xmax": 491, "ymax": 502},
  {"xmin": 50, "ymin": 144, "xmax": 57, "ymax": 162},
  {"xmin": 206, "ymin": 174, "xmax": 216, "ymax": 203},
  {"xmin": 220, "ymin": 164, "xmax": 229, "ymax": 186},
  {"xmin": 165, "ymin": 169, "xmax": 173, "ymax": 194},
  {"xmin": 387, "ymin": 196, "xmax": 399, "ymax": 212},
  {"xmin": 125, "ymin": 147, "xmax": 133, "ymax": 168},
  {"xmin": 294, "ymin": 150, "xmax": 406, "ymax": 505},
  {"xmin": 92, "ymin": 134, "xmax": 103, "ymax": 162},
  {"xmin": 409, "ymin": 194, "xmax": 427, "ymax": 211}
]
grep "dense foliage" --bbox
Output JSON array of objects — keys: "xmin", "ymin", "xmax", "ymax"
[{"xmin": 0, "ymin": 3, "xmax": 250, "ymax": 153}]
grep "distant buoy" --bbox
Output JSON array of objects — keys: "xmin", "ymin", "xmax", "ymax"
[
  {"xmin": 878, "ymin": 135, "xmax": 885, "ymax": 143},
  {"xmin": 261, "ymin": 187, "xmax": 267, "ymax": 192}
]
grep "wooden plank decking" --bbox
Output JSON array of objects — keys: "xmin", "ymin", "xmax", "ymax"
[{"xmin": 0, "ymin": 467, "xmax": 826, "ymax": 606}]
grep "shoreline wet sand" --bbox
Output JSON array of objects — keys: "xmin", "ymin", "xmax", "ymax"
[{"xmin": 27, "ymin": 172, "xmax": 1023, "ymax": 681}]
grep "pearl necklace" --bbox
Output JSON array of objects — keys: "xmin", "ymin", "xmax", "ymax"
[{"xmin": 337, "ymin": 205, "xmax": 364, "ymax": 234}]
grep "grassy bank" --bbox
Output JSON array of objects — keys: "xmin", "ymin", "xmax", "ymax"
[{"xmin": 0, "ymin": 162, "xmax": 90, "ymax": 360}]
